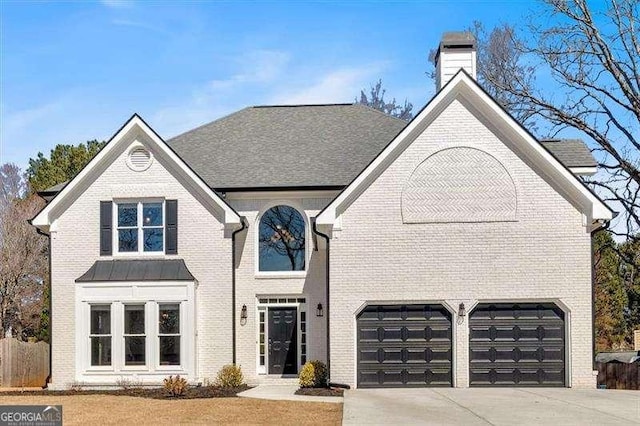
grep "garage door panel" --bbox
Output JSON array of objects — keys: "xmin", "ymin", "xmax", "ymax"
[
  {"xmin": 357, "ymin": 304, "xmax": 452, "ymax": 388},
  {"xmin": 360, "ymin": 347, "xmax": 452, "ymax": 364},
  {"xmin": 469, "ymin": 303, "xmax": 566, "ymax": 387},
  {"xmin": 470, "ymin": 346, "xmax": 564, "ymax": 364},
  {"xmin": 358, "ymin": 367, "xmax": 453, "ymax": 388},
  {"xmin": 359, "ymin": 324, "xmax": 451, "ymax": 343},
  {"xmin": 470, "ymin": 324, "xmax": 564, "ymax": 343},
  {"xmin": 358, "ymin": 305, "xmax": 451, "ymax": 322},
  {"xmin": 470, "ymin": 305, "xmax": 564, "ymax": 321},
  {"xmin": 470, "ymin": 367, "xmax": 565, "ymax": 387}
]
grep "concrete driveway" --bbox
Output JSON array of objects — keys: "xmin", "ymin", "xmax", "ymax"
[{"xmin": 343, "ymin": 388, "xmax": 640, "ymax": 425}]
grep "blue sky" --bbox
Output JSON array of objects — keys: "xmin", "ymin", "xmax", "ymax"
[{"xmin": 1, "ymin": 0, "xmax": 537, "ymax": 170}]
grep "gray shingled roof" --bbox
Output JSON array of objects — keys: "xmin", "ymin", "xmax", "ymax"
[
  {"xmin": 41, "ymin": 181, "xmax": 67, "ymax": 192},
  {"xmin": 540, "ymin": 139, "xmax": 596, "ymax": 168},
  {"xmin": 40, "ymin": 105, "xmax": 597, "ymax": 194},
  {"xmin": 167, "ymin": 104, "xmax": 407, "ymax": 189},
  {"xmin": 76, "ymin": 259, "xmax": 195, "ymax": 282}
]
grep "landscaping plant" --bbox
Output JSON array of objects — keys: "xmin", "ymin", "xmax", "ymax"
[
  {"xmin": 298, "ymin": 360, "xmax": 328, "ymax": 388},
  {"xmin": 163, "ymin": 375, "xmax": 188, "ymax": 397},
  {"xmin": 215, "ymin": 365, "xmax": 244, "ymax": 388}
]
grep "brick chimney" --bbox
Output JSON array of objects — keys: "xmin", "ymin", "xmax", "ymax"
[{"xmin": 434, "ymin": 31, "xmax": 477, "ymax": 91}]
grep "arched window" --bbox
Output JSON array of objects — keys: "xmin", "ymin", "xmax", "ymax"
[{"xmin": 258, "ymin": 205, "xmax": 306, "ymax": 272}]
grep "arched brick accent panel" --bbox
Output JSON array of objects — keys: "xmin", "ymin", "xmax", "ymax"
[{"xmin": 401, "ymin": 147, "xmax": 517, "ymax": 223}]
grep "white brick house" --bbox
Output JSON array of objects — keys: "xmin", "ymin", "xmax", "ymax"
[{"xmin": 31, "ymin": 32, "xmax": 613, "ymax": 390}]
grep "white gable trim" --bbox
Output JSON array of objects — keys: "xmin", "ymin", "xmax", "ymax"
[
  {"xmin": 31, "ymin": 114, "xmax": 242, "ymax": 233},
  {"xmin": 569, "ymin": 167, "xmax": 598, "ymax": 177},
  {"xmin": 315, "ymin": 71, "xmax": 613, "ymax": 232}
]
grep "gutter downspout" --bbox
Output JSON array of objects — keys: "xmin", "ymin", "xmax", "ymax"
[
  {"xmin": 312, "ymin": 220, "xmax": 331, "ymax": 384},
  {"xmin": 231, "ymin": 217, "xmax": 247, "ymax": 365},
  {"xmin": 32, "ymin": 222, "xmax": 52, "ymax": 386},
  {"xmin": 590, "ymin": 219, "xmax": 611, "ymax": 372}
]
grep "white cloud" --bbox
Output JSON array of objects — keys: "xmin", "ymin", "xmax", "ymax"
[
  {"xmin": 270, "ymin": 63, "xmax": 385, "ymax": 105},
  {"xmin": 0, "ymin": 94, "xmax": 122, "ymax": 169},
  {"xmin": 151, "ymin": 50, "xmax": 291, "ymax": 137},
  {"xmin": 208, "ymin": 50, "xmax": 290, "ymax": 91}
]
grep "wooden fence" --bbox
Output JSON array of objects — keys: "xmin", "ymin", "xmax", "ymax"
[
  {"xmin": 596, "ymin": 362, "xmax": 640, "ymax": 390},
  {"xmin": 0, "ymin": 338, "xmax": 49, "ymax": 388}
]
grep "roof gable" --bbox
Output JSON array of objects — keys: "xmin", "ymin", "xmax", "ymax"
[
  {"xmin": 31, "ymin": 114, "xmax": 241, "ymax": 233},
  {"xmin": 315, "ymin": 70, "xmax": 613, "ymax": 232}
]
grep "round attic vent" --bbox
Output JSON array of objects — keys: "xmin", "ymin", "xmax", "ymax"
[{"xmin": 127, "ymin": 147, "xmax": 153, "ymax": 171}]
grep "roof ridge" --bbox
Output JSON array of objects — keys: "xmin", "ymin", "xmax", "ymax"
[
  {"xmin": 167, "ymin": 106, "xmax": 252, "ymax": 142},
  {"xmin": 251, "ymin": 103, "xmax": 354, "ymax": 108},
  {"xmin": 352, "ymin": 103, "xmax": 411, "ymax": 124}
]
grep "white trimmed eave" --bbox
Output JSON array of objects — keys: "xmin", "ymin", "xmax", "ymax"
[
  {"xmin": 31, "ymin": 115, "xmax": 242, "ymax": 233},
  {"xmin": 316, "ymin": 71, "xmax": 613, "ymax": 233},
  {"xmin": 569, "ymin": 167, "xmax": 598, "ymax": 177}
]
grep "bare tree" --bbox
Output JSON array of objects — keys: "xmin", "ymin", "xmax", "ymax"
[
  {"xmin": 0, "ymin": 164, "xmax": 47, "ymax": 340},
  {"xmin": 259, "ymin": 206, "xmax": 306, "ymax": 271},
  {"xmin": 470, "ymin": 1, "xmax": 639, "ymax": 248},
  {"xmin": 356, "ymin": 79, "xmax": 414, "ymax": 120}
]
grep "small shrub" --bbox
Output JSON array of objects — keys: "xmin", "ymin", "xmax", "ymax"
[
  {"xmin": 299, "ymin": 362, "xmax": 316, "ymax": 388},
  {"xmin": 310, "ymin": 360, "xmax": 328, "ymax": 387},
  {"xmin": 299, "ymin": 360, "xmax": 328, "ymax": 388},
  {"xmin": 163, "ymin": 375, "xmax": 188, "ymax": 397},
  {"xmin": 215, "ymin": 365, "xmax": 244, "ymax": 388}
]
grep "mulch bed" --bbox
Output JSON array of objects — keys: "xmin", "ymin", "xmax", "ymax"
[
  {"xmin": 1, "ymin": 385, "xmax": 251, "ymax": 400},
  {"xmin": 295, "ymin": 387, "xmax": 344, "ymax": 397}
]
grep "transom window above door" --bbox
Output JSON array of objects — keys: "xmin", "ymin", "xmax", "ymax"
[
  {"xmin": 116, "ymin": 201, "xmax": 164, "ymax": 253},
  {"xmin": 258, "ymin": 205, "xmax": 306, "ymax": 272}
]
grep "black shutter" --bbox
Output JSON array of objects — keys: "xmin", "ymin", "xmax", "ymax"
[
  {"xmin": 100, "ymin": 201, "xmax": 112, "ymax": 256},
  {"xmin": 166, "ymin": 200, "xmax": 178, "ymax": 255}
]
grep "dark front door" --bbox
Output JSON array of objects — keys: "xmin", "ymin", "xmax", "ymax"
[{"xmin": 268, "ymin": 307, "xmax": 298, "ymax": 375}]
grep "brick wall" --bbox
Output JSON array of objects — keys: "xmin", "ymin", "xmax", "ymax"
[
  {"xmin": 328, "ymin": 99, "xmax": 595, "ymax": 388},
  {"xmin": 49, "ymin": 129, "xmax": 232, "ymax": 389},
  {"xmin": 228, "ymin": 196, "xmax": 331, "ymax": 383}
]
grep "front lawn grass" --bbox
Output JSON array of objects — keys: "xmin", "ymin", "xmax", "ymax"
[{"xmin": 0, "ymin": 394, "xmax": 343, "ymax": 425}]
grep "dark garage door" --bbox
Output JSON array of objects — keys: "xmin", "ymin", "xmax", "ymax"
[
  {"xmin": 357, "ymin": 304, "xmax": 452, "ymax": 387},
  {"xmin": 469, "ymin": 303, "xmax": 566, "ymax": 387}
]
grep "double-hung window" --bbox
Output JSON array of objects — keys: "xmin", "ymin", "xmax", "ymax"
[
  {"xmin": 158, "ymin": 304, "xmax": 180, "ymax": 366},
  {"xmin": 90, "ymin": 305, "xmax": 111, "ymax": 366},
  {"xmin": 117, "ymin": 202, "xmax": 164, "ymax": 253},
  {"xmin": 124, "ymin": 305, "xmax": 146, "ymax": 366}
]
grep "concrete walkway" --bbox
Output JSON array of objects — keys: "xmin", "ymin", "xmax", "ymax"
[
  {"xmin": 343, "ymin": 388, "xmax": 640, "ymax": 425},
  {"xmin": 238, "ymin": 384, "xmax": 343, "ymax": 404}
]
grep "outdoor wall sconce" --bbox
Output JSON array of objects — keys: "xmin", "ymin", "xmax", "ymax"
[
  {"xmin": 240, "ymin": 304, "xmax": 248, "ymax": 325},
  {"xmin": 458, "ymin": 303, "xmax": 466, "ymax": 318},
  {"xmin": 316, "ymin": 303, "xmax": 324, "ymax": 317}
]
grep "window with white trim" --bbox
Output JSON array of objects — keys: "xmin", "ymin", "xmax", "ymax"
[
  {"xmin": 124, "ymin": 305, "xmax": 146, "ymax": 366},
  {"xmin": 259, "ymin": 311, "xmax": 265, "ymax": 367},
  {"xmin": 258, "ymin": 205, "xmax": 306, "ymax": 271},
  {"xmin": 116, "ymin": 201, "xmax": 164, "ymax": 253},
  {"xmin": 159, "ymin": 304, "xmax": 180, "ymax": 366},
  {"xmin": 300, "ymin": 311, "xmax": 307, "ymax": 365},
  {"xmin": 90, "ymin": 305, "xmax": 111, "ymax": 366}
]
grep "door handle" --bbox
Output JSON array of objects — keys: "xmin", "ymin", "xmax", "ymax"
[{"xmin": 268, "ymin": 338, "xmax": 273, "ymax": 354}]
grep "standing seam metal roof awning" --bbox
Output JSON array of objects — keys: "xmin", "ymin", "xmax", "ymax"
[{"xmin": 76, "ymin": 259, "xmax": 196, "ymax": 282}]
